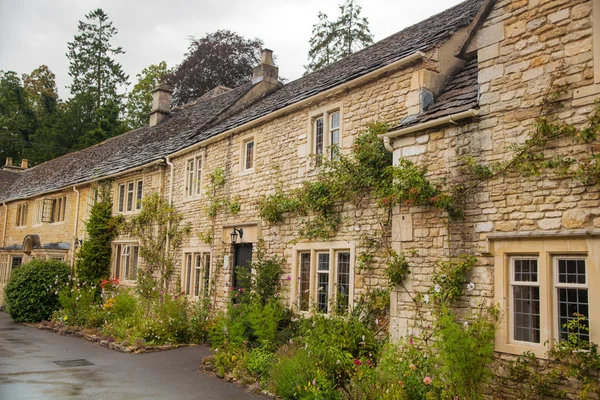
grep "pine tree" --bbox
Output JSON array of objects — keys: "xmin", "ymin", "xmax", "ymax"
[
  {"xmin": 305, "ymin": 0, "xmax": 374, "ymax": 74},
  {"xmin": 304, "ymin": 13, "xmax": 338, "ymax": 75},
  {"xmin": 66, "ymin": 9, "xmax": 129, "ymax": 110},
  {"xmin": 335, "ymin": 0, "xmax": 373, "ymax": 58}
]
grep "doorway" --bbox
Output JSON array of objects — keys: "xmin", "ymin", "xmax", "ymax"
[{"xmin": 233, "ymin": 243, "xmax": 253, "ymax": 291}]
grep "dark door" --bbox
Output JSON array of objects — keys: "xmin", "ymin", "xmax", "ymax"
[{"xmin": 233, "ymin": 243, "xmax": 253, "ymax": 291}]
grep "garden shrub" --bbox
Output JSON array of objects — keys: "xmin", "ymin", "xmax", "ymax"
[
  {"xmin": 246, "ymin": 347, "xmax": 274, "ymax": 378},
  {"xmin": 270, "ymin": 345, "xmax": 341, "ymax": 400},
  {"xmin": 188, "ymin": 297, "xmax": 212, "ymax": 343},
  {"xmin": 56, "ymin": 283, "xmax": 98, "ymax": 326},
  {"xmin": 4, "ymin": 259, "xmax": 70, "ymax": 322}
]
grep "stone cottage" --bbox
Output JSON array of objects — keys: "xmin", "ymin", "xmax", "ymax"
[{"xmin": 1, "ymin": 0, "xmax": 599, "ymax": 361}]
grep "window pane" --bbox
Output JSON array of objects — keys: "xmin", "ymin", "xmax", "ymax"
[
  {"xmin": 245, "ymin": 141, "xmax": 254, "ymax": 170},
  {"xmin": 317, "ymin": 270, "xmax": 329, "ymax": 314},
  {"xmin": 558, "ymin": 258, "xmax": 585, "ymax": 285},
  {"xmin": 314, "ymin": 117, "xmax": 324, "ymax": 157},
  {"xmin": 203, "ymin": 254, "xmax": 211, "ymax": 296},
  {"xmin": 557, "ymin": 288, "xmax": 589, "ymax": 342},
  {"xmin": 330, "ymin": 129, "xmax": 340, "ymax": 160},
  {"xmin": 317, "ymin": 253, "xmax": 329, "ymax": 271},
  {"xmin": 11, "ymin": 257, "xmax": 22, "ymax": 269},
  {"xmin": 337, "ymin": 252, "xmax": 350, "ymax": 312},
  {"xmin": 118, "ymin": 184, "xmax": 125, "ymax": 212},
  {"xmin": 187, "ymin": 159, "xmax": 194, "ymax": 197},
  {"xmin": 299, "ymin": 253, "xmax": 311, "ymax": 311},
  {"xmin": 513, "ymin": 259, "xmax": 538, "ymax": 282},
  {"xmin": 185, "ymin": 254, "xmax": 192, "ymax": 295},
  {"xmin": 195, "ymin": 157, "xmax": 202, "ymax": 196},
  {"xmin": 194, "ymin": 254, "xmax": 202, "ymax": 297},
  {"xmin": 513, "ymin": 285, "xmax": 540, "ymax": 343},
  {"xmin": 114, "ymin": 245, "xmax": 121, "ymax": 280},
  {"xmin": 330, "ymin": 111, "xmax": 340, "ymax": 129},
  {"xmin": 127, "ymin": 182, "xmax": 134, "ymax": 212},
  {"xmin": 136, "ymin": 181, "xmax": 143, "ymax": 210},
  {"xmin": 129, "ymin": 246, "xmax": 138, "ymax": 280}
]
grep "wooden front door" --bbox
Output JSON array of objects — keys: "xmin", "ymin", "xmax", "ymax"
[{"xmin": 233, "ymin": 243, "xmax": 253, "ymax": 291}]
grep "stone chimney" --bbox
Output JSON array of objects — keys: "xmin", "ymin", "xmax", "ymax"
[
  {"xmin": 149, "ymin": 84, "xmax": 173, "ymax": 127},
  {"xmin": 21, "ymin": 159, "xmax": 28, "ymax": 169},
  {"xmin": 2, "ymin": 157, "xmax": 26, "ymax": 172},
  {"xmin": 252, "ymin": 49, "xmax": 279, "ymax": 85}
]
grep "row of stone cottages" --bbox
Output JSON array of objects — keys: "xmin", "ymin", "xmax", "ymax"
[{"xmin": 1, "ymin": 0, "xmax": 600, "ymax": 356}]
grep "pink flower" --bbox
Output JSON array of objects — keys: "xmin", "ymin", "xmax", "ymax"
[
  {"xmin": 353, "ymin": 359, "xmax": 362, "ymax": 366},
  {"xmin": 409, "ymin": 336, "xmax": 413, "ymax": 345},
  {"xmin": 423, "ymin": 376, "xmax": 432, "ymax": 385},
  {"xmin": 287, "ymin": 275, "xmax": 291, "ymax": 280},
  {"xmin": 234, "ymin": 304, "xmax": 238, "ymax": 308}
]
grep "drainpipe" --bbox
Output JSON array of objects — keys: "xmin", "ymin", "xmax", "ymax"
[
  {"xmin": 72, "ymin": 186, "xmax": 80, "ymax": 269},
  {"xmin": 165, "ymin": 156, "xmax": 175, "ymax": 256},
  {"xmin": 2, "ymin": 202, "xmax": 7, "ymax": 248},
  {"xmin": 383, "ymin": 137, "xmax": 394, "ymax": 153}
]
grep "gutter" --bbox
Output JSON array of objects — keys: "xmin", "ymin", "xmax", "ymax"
[
  {"xmin": 72, "ymin": 185, "xmax": 80, "ymax": 268},
  {"xmin": 379, "ymin": 109, "xmax": 479, "ymax": 152},
  {"xmin": 167, "ymin": 51, "xmax": 427, "ymax": 160},
  {"xmin": 2, "ymin": 202, "xmax": 7, "ymax": 248}
]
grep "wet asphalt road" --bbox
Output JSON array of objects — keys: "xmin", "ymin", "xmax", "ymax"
[{"xmin": 0, "ymin": 312, "xmax": 268, "ymax": 400}]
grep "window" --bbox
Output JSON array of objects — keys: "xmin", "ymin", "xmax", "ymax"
[
  {"xmin": 293, "ymin": 243, "xmax": 353, "ymax": 314},
  {"xmin": 42, "ymin": 196, "xmax": 66, "ymax": 223},
  {"xmin": 113, "ymin": 244, "xmax": 139, "ymax": 281},
  {"xmin": 182, "ymin": 251, "xmax": 211, "ymax": 297},
  {"xmin": 116, "ymin": 179, "xmax": 143, "ymax": 213},
  {"xmin": 0, "ymin": 255, "xmax": 8, "ymax": 283},
  {"xmin": 494, "ymin": 237, "xmax": 598, "ymax": 357},
  {"xmin": 311, "ymin": 109, "xmax": 341, "ymax": 165},
  {"xmin": 33, "ymin": 200, "xmax": 43, "ymax": 225},
  {"xmin": 244, "ymin": 140, "xmax": 254, "ymax": 171},
  {"xmin": 16, "ymin": 203, "xmax": 28, "ymax": 227},
  {"xmin": 185, "ymin": 156, "xmax": 203, "ymax": 198}
]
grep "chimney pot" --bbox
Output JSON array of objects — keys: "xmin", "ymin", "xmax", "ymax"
[
  {"xmin": 261, "ymin": 49, "xmax": 274, "ymax": 65},
  {"xmin": 21, "ymin": 159, "xmax": 28, "ymax": 169},
  {"xmin": 149, "ymin": 84, "xmax": 173, "ymax": 127},
  {"xmin": 5, "ymin": 157, "xmax": 12, "ymax": 167}
]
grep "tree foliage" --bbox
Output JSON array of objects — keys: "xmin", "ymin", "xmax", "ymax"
[
  {"xmin": 126, "ymin": 61, "xmax": 172, "ymax": 129},
  {"xmin": 166, "ymin": 30, "xmax": 263, "ymax": 106},
  {"xmin": 305, "ymin": 0, "xmax": 374, "ymax": 74},
  {"xmin": 76, "ymin": 184, "xmax": 120, "ymax": 284}
]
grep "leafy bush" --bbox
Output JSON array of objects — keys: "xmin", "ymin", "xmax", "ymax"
[
  {"xmin": 57, "ymin": 282, "xmax": 98, "ymax": 326},
  {"xmin": 4, "ymin": 259, "xmax": 70, "ymax": 322},
  {"xmin": 189, "ymin": 297, "xmax": 212, "ymax": 343},
  {"xmin": 246, "ymin": 347, "xmax": 274, "ymax": 378}
]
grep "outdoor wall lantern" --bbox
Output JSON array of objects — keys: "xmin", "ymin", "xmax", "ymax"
[{"xmin": 230, "ymin": 227, "xmax": 244, "ymax": 244}]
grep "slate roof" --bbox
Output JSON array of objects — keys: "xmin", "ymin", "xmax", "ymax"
[
  {"xmin": 0, "ymin": 170, "xmax": 19, "ymax": 193},
  {"xmin": 0, "ymin": 0, "xmax": 484, "ymax": 203},
  {"xmin": 395, "ymin": 57, "xmax": 480, "ymax": 129}
]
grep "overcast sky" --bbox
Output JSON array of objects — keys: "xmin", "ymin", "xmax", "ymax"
[{"xmin": 0, "ymin": 0, "xmax": 464, "ymax": 99}]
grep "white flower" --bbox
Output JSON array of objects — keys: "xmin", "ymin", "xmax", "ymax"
[
  {"xmin": 362, "ymin": 335, "xmax": 365, "ymax": 341},
  {"xmin": 464, "ymin": 321, "xmax": 469, "ymax": 327},
  {"xmin": 423, "ymin": 294, "xmax": 430, "ymax": 304},
  {"xmin": 434, "ymin": 284, "xmax": 441, "ymax": 293},
  {"xmin": 467, "ymin": 282, "xmax": 475, "ymax": 292}
]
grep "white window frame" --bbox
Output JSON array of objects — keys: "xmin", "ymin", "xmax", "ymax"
[
  {"xmin": 112, "ymin": 243, "xmax": 140, "ymax": 282},
  {"xmin": 116, "ymin": 179, "xmax": 143, "ymax": 214},
  {"xmin": 553, "ymin": 255, "xmax": 589, "ymax": 343},
  {"xmin": 308, "ymin": 104, "xmax": 343, "ymax": 166},
  {"xmin": 0, "ymin": 254, "xmax": 9, "ymax": 283},
  {"xmin": 290, "ymin": 241, "xmax": 355, "ymax": 315},
  {"xmin": 33, "ymin": 200, "xmax": 43, "ymax": 226},
  {"xmin": 182, "ymin": 249, "xmax": 211, "ymax": 298},
  {"xmin": 243, "ymin": 139, "xmax": 255, "ymax": 172},
  {"xmin": 185, "ymin": 155, "xmax": 203, "ymax": 199},
  {"xmin": 493, "ymin": 237, "xmax": 598, "ymax": 358},
  {"xmin": 509, "ymin": 256, "xmax": 541, "ymax": 345}
]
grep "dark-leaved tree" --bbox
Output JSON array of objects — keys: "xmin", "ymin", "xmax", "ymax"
[{"xmin": 166, "ymin": 30, "xmax": 263, "ymax": 106}]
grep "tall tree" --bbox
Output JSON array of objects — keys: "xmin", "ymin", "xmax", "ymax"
[
  {"xmin": 0, "ymin": 71, "xmax": 37, "ymax": 166},
  {"xmin": 125, "ymin": 61, "xmax": 171, "ymax": 129},
  {"xmin": 166, "ymin": 30, "xmax": 263, "ymax": 106},
  {"xmin": 66, "ymin": 8, "xmax": 129, "ymax": 110},
  {"xmin": 305, "ymin": 0, "xmax": 374, "ymax": 74},
  {"xmin": 66, "ymin": 8, "xmax": 129, "ymax": 149},
  {"xmin": 21, "ymin": 66, "xmax": 71, "ymax": 164},
  {"xmin": 304, "ymin": 13, "xmax": 338, "ymax": 75}
]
